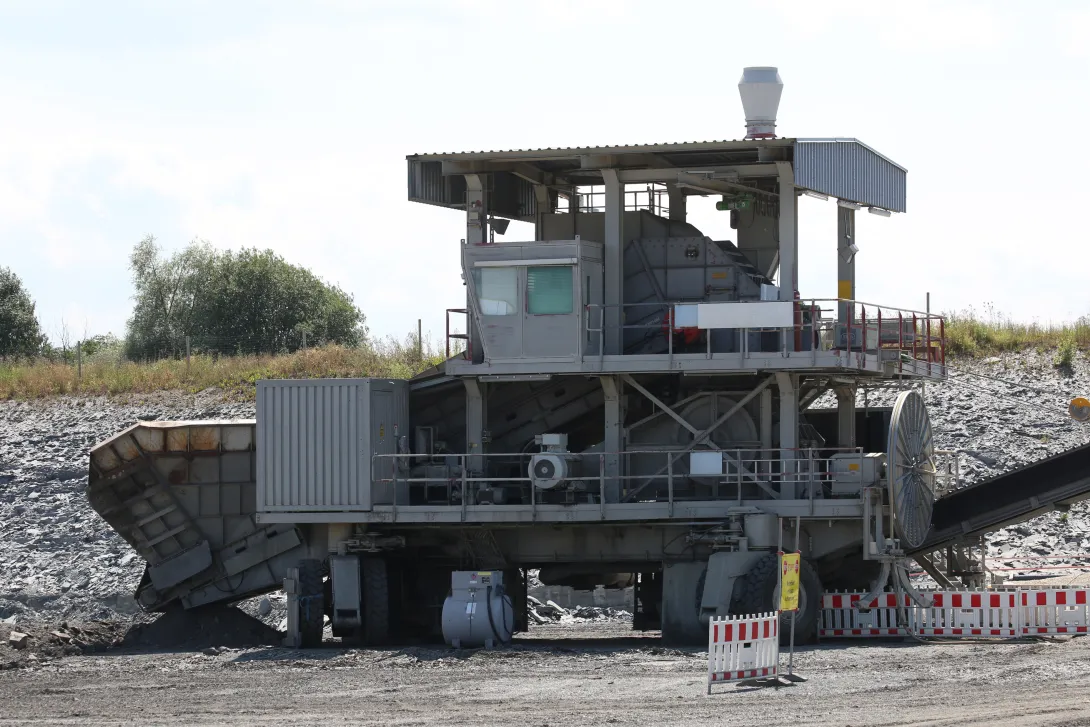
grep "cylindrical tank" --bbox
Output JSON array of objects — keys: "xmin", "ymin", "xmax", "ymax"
[{"xmin": 441, "ymin": 571, "xmax": 515, "ymax": 648}]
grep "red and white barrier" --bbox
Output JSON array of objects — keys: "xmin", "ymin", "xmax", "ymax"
[
  {"xmin": 910, "ymin": 591, "xmax": 1019, "ymax": 638},
  {"xmin": 707, "ymin": 612, "xmax": 779, "ymax": 693},
  {"xmin": 820, "ymin": 588, "xmax": 1089, "ymax": 640},
  {"xmin": 1020, "ymin": 589, "xmax": 1089, "ymax": 635},
  {"xmin": 819, "ymin": 592, "xmax": 908, "ymax": 637}
]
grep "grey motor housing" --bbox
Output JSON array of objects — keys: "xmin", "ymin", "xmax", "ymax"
[{"xmin": 441, "ymin": 571, "xmax": 514, "ymax": 648}]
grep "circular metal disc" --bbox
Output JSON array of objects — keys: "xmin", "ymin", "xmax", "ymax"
[{"xmin": 887, "ymin": 390, "xmax": 936, "ymax": 549}]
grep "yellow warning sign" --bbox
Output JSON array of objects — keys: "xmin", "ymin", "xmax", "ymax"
[{"xmin": 780, "ymin": 552, "xmax": 801, "ymax": 612}]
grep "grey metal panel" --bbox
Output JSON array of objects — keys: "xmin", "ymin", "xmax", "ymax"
[
  {"xmin": 407, "ymin": 138, "xmax": 796, "ymax": 161},
  {"xmin": 793, "ymin": 139, "xmax": 907, "ymax": 212},
  {"xmin": 407, "ymin": 161, "xmax": 536, "ymax": 220},
  {"xmin": 407, "ymin": 159, "xmax": 465, "ymax": 208},
  {"xmin": 257, "ymin": 378, "xmax": 409, "ymax": 514}
]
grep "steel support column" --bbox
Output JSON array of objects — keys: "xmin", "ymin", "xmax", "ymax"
[
  {"xmin": 464, "ymin": 377, "xmax": 485, "ymax": 474},
  {"xmin": 775, "ymin": 163, "xmax": 798, "ymax": 354},
  {"xmin": 835, "ymin": 385, "xmax": 855, "ymax": 449},
  {"xmin": 776, "ymin": 372, "xmax": 798, "ymax": 499},
  {"xmin": 601, "ymin": 376, "xmax": 624, "ymax": 503},
  {"xmin": 666, "ymin": 182, "xmax": 686, "ymax": 223},
  {"xmin": 533, "ymin": 183, "xmax": 551, "ymax": 241},
  {"xmin": 602, "ymin": 169, "xmax": 624, "ymax": 355},
  {"xmin": 465, "ymin": 174, "xmax": 487, "ymax": 362},
  {"xmin": 837, "ymin": 206, "xmax": 856, "ymax": 323}
]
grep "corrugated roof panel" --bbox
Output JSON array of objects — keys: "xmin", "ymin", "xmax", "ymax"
[{"xmin": 793, "ymin": 139, "xmax": 906, "ymax": 213}]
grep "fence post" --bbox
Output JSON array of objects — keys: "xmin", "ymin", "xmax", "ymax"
[
  {"xmin": 417, "ymin": 318, "xmax": 423, "ymax": 361},
  {"xmin": 185, "ymin": 336, "xmax": 191, "ymax": 379},
  {"xmin": 301, "ymin": 330, "xmax": 307, "ymax": 350},
  {"xmin": 76, "ymin": 340, "xmax": 82, "ymax": 384}
]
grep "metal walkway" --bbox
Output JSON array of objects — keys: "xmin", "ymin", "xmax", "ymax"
[{"xmin": 910, "ymin": 442, "xmax": 1090, "ymax": 555}]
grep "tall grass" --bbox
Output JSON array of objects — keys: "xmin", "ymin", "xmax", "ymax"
[
  {"xmin": 0, "ymin": 333, "xmax": 451, "ymax": 400},
  {"xmin": 944, "ymin": 304, "xmax": 1090, "ymax": 358}
]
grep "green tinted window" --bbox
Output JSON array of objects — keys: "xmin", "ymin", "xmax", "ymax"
[{"xmin": 527, "ymin": 266, "xmax": 573, "ymax": 315}]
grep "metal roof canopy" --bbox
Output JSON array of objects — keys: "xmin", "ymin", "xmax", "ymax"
[{"xmin": 407, "ymin": 137, "xmax": 906, "ymax": 219}]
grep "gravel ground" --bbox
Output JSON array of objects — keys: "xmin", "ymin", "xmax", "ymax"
[{"xmin": 0, "ymin": 622, "xmax": 1088, "ymax": 726}]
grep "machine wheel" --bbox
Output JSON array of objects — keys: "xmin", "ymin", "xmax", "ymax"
[
  {"xmin": 297, "ymin": 558, "xmax": 325, "ymax": 648},
  {"xmin": 361, "ymin": 558, "xmax": 390, "ymax": 646},
  {"xmin": 732, "ymin": 553, "xmax": 821, "ymax": 645}
]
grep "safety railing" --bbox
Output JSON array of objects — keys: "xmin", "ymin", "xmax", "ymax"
[
  {"xmin": 932, "ymin": 450, "xmax": 962, "ymax": 498},
  {"xmin": 834, "ymin": 299, "xmax": 946, "ymax": 376},
  {"xmin": 371, "ymin": 447, "xmax": 878, "ymax": 519},
  {"xmin": 445, "ymin": 308, "xmax": 470, "ymax": 360},
  {"xmin": 582, "ymin": 298, "xmax": 946, "ymax": 377}
]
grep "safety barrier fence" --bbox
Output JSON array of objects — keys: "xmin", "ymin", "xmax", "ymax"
[
  {"xmin": 707, "ymin": 611, "xmax": 779, "ymax": 693},
  {"xmin": 819, "ymin": 588, "xmax": 1089, "ymax": 639}
]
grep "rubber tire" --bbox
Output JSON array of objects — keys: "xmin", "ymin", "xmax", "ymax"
[
  {"xmin": 361, "ymin": 558, "xmax": 390, "ymax": 646},
  {"xmin": 297, "ymin": 559, "xmax": 325, "ymax": 648},
  {"xmin": 732, "ymin": 553, "xmax": 822, "ymax": 645}
]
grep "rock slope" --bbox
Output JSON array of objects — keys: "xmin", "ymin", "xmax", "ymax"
[{"xmin": 1, "ymin": 351, "xmax": 1088, "ymax": 627}]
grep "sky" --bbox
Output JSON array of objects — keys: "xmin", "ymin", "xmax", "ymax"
[{"xmin": 1, "ymin": 0, "xmax": 1089, "ymax": 345}]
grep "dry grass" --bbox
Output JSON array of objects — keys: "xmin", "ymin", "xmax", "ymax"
[
  {"xmin": 943, "ymin": 306, "xmax": 1089, "ymax": 358},
  {"xmin": 4, "ymin": 308, "xmax": 1087, "ymax": 398},
  {"xmin": 0, "ymin": 336, "xmax": 450, "ymax": 400}
]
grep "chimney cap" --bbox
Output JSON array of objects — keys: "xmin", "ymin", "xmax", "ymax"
[{"xmin": 739, "ymin": 67, "xmax": 783, "ymax": 140}]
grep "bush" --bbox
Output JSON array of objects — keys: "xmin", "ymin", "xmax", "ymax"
[
  {"xmin": 124, "ymin": 236, "xmax": 366, "ymax": 360},
  {"xmin": 945, "ymin": 304, "xmax": 1090, "ymax": 358},
  {"xmin": 1055, "ymin": 333, "xmax": 1077, "ymax": 368}
]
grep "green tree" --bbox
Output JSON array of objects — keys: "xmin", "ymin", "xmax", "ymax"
[
  {"xmin": 125, "ymin": 238, "xmax": 365, "ymax": 359},
  {"xmin": 125, "ymin": 235, "xmax": 215, "ymax": 360},
  {"xmin": 0, "ymin": 267, "xmax": 46, "ymax": 358}
]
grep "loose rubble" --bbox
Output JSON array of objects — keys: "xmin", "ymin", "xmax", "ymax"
[{"xmin": 0, "ymin": 351, "xmax": 1088, "ymax": 641}]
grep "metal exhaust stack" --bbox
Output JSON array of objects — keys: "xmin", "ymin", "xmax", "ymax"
[{"xmin": 739, "ymin": 67, "xmax": 783, "ymax": 139}]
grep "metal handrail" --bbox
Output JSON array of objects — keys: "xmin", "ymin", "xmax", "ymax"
[
  {"xmin": 372, "ymin": 447, "xmax": 888, "ymax": 516},
  {"xmin": 582, "ymin": 298, "xmax": 946, "ymax": 371}
]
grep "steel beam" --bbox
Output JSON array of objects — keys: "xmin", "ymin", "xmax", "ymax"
[
  {"xmin": 620, "ymin": 375, "xmax": 698, "ymax": 436},
  {"xmin": 616, "ymin": 164, "xmax": 778, "ymax": 183},
  {"xmin": 775, "ymin": 162, "xmax": 797, "ymax": 310},
  {"xmin": 626, "ymin": 377, "xmax": 774, "ymax": 500},
  {"xmin": 838, "ymin": 206, "xmax": 856, "ymax": 323},
  {"xmin": 836, "ymin": 385, "xmax": 855, "ymax": 449},
  {"xmin": 602, "ymin": 168, "xmax": 624, "ymax": 355},
  {"xmin": 601, "ymin": 376, "xmax": 624, "ymax": 503},
  {"xmin": 776, "ymin": 372, "xmax": 798, "ymax": 499},
  {"xmin": 666, "ymin": 183, "xmax": 686, "ymax": 222},
  {"xmin": 464, "ymin": 378, "xmax": 485, "ymax": 473}
]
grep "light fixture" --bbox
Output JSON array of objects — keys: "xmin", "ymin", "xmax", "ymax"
[
  {"xmin": 840, "ymin": 242, "xmax": 860, "ymax": 264},
  {"xmin": 836, "ymin": 199, "xmax": 862, "ymax": 210},
  {"xmin": 867, "ymin": 207, "xmax": 891, "ymax": 217},
  {"xmin": 489, "ymin": 217, "xmax": 510, "ymax": 235},
  {"xmin": 802, "ymin": 190, "xmax": 829, "ymax": 201}
]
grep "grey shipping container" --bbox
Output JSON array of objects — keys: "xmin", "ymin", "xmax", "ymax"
[{"xmin": 256, "ymin": 378, "xmax": 409, "ymax": 515}]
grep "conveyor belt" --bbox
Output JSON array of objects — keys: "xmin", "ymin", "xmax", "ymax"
[{"xmin": 910, "ymin": 442, "xmax": 1090, "ymax": 555}]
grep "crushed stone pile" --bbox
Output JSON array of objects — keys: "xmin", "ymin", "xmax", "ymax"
[
  {"xmin": 0, "ymin": 390, "xmax": 254, "ymax": 626},
  {"xmin": 526, "ymin": 596, "xmax": 632, "ymax": 624},
  {"xmin": 1, "ymin": 351, "xmax": 1089, "ymax": 631}
]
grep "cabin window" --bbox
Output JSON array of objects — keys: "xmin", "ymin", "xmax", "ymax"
[
  {"xmin": 527, "ymin": 266, "xmax": 574, "ymax": 315},
  {"xmin": 473, "ymin": 267, "xmax": 518, "ymax": 316}
]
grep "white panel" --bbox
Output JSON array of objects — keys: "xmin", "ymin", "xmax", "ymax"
[
  {"xmin": 690, "ymin": 451, "xmax": 724, "ymax": 476},
  {"xmin": 695, "ymin": 302, "xmax": 793, "ymax": 329},
  {"xmin": 474, "ymin": 257, "xmax": 578, "ymax": 268},
  {"xmin": 672, "ymin": 304, "xmax": 698, "ymax": 327}
]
